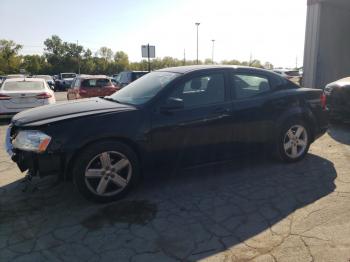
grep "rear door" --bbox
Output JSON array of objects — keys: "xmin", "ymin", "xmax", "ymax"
[{"xmin": 228, "ymin": 69, "xmax": 278, "ymax": 150}]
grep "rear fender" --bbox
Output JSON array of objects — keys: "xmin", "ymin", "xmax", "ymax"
[{"xmin": 274, "ymin": 106, "xmax": 316, "ymax": 142}]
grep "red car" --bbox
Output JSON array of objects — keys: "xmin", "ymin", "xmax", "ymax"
[{"xmin": 67, "ymin": 75, "xmax": 119, "ymax": 100}]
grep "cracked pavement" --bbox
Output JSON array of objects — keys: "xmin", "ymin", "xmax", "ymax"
[{"xmin": 1, "ymin": 102, "xmax": 350, "ymax": 261}]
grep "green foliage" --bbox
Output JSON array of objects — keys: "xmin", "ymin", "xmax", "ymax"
[
  {"xmin": 0, "ymin": 36, "xmax": 274, "ymax": 75},
  {"xmin": 0, "ymin": 39, "xmax": 23, "ymax": 74}
]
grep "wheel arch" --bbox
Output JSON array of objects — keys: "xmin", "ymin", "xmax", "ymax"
[
  {"xmin": 63, "ymin": 136, "xmax": 142, "ymax": 180},
  {"xmin": 275, "ymin": 107, "xmax": 317, "ymax": 143}
]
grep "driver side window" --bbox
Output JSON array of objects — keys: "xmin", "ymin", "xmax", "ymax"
[{"xmin": 167, "ymin": 73, "xmax": 225, "ymax": 109}]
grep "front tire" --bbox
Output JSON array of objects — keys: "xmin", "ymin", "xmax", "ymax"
[
  {"xmin": 73, "ymin": 140, "xmax": 139, "ymax": 202},
  {"xmin": 275, "ymin": 119, "xmax": 311, "ymax": 163}
]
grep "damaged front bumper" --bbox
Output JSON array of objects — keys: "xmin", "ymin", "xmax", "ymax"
[{"xmin": 5, "ymin": 125, "xmax": 64, "ymax": 177}]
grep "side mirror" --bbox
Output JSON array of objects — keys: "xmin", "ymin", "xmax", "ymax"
[{"xmin": 160, "ymin": 97, "xmax": 184, "ymax": 113}]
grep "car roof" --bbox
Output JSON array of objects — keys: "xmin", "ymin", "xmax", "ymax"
[
  {"xmin": 4, "ymin": 78, "xmax": 46, "ymax": 82},
  {"xmin": 120, "ymin": 71, "xmax": 148, "ymax": 73},
  {"xmin": 156, "ymin": 65, "xmax": 273, "ymax": 74},
  {"xmin": 78, "ymin": 75, "xmax": 109, "ymax": 80}
]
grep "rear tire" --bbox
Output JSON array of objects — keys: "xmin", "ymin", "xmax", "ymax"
[
  {"xmin": 275, "ymin": 119, "xmax": 311, "ymax": 163},
  {"xmin": 73, "ymin": 140, "xmax": 139, "ymax": 203}
]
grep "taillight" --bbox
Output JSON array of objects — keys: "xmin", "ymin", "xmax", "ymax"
[
  {"xmin": 0, "ymin": 94, "xmax": 11, "ymax": 100},
  {"xmin": 320, "ymin": 93, "xmax": 327, "ymax": 109},
  {"xmin": 36, "ymin": 92, "xmax": 52, "ymax": 99},
  {"xmin": 79, "ymin": 89, "xmax": 87, "ymax": 94}
]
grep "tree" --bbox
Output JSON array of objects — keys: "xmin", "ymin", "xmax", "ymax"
[
  {"xmin": 98, "ymin": 47, "xmax": 113, "ymax": 62},
  {"xmin": 263, "ymin": 62, "xmax": 274, "ymax": 70},
  {"xmin": 44, "ymin": 35, "xmax": 84, "ymax": 73},
  {"xmin": 114, "ymin": 51, "xmax": 129, "ymax": 72},
  {"xmin": 21, "ymin": 55, "xmax": 47, "ymax": 75},
  {"xmin": 0, "ymin": 39, "xmax": 22, "ymax": 73}
]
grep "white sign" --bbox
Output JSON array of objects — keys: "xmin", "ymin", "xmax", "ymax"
[{"xmin": 141, "ymin": 45, "xmax": 155, "ymax": 58}]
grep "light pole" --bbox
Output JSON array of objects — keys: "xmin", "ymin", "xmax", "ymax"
[
  {"xmin": 195, "ymin": 22, "xmax": 200, "ymax": 64},
  {"xmin": 211, "ymin": 39, "xmax": 215, "ymax": 64}
]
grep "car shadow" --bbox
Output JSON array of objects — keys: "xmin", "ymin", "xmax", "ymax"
[
  {"xmin": 327, "ymin": 122, "xmax": 350, "ymax": 145},
  {"xmin": 0, "ymin": 153, "xmax": 336, "ymax": 261}
]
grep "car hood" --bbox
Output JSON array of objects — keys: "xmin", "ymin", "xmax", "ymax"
[{"xmin": 12, "ymin": 98, "xmax": 136, "ymax": 127}]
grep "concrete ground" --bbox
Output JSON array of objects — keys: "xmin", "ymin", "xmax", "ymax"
[{"xmin": 0, "ymin": 93, "xmax": 350, "ymax": 261}]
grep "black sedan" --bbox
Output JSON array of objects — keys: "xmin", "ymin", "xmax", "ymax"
[
  {"xmin": 6, "ymin": 66, "xmax": 328, "ymax": 202},
  {"xmin": 324, "ymin": 77, "xmax": 350, "ymax": 122}
]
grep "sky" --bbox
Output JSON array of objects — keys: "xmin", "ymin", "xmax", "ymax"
[{"xmin": 0, "ymin": 0, "xmax": 307, "ymax": 68}]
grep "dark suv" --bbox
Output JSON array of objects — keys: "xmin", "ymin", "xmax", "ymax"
[{"xmin": 115, "ymin": 71, "xmax": 148, "ymax": 89}]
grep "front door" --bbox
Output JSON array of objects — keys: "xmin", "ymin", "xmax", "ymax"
[{"xmin": 150, "ymin": 70, "xmax": 234, "ymax": 167}]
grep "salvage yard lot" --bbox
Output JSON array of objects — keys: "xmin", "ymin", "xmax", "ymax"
[{"xmin": 0, "ymin": 95, "xmax": 350, "ymax": 261}]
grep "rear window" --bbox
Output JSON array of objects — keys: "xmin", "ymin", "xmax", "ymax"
[
  {"xmin": 81, "ymin": 78, "xmax": 110, "ymax": 88},
  {"xmin": 61, "ymin": 73, "xmax": 76, "ymax": 79},
  {"xmin": 3, "ymin": 81, "xmax": 44, "ymax": 91}
]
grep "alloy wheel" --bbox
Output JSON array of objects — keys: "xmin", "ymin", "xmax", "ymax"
[
  {"xmin": 283, "ymin": 125, "xmax": 308, "ymax": 159},
  {"xmin": 84, "ymin": 151, "xmax": 132, "ymax": 196}
]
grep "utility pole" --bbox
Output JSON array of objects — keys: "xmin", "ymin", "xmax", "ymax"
[
  {"xmin": 147, "ymin": 43, "xmax": 151, "ymax": 72},
  {"xmin": 77, "ymin": 40, "xmax": 81, "ymax": 75},
  {"xmin": 295, "ymin": 56, "xmax": 298, "ymax": 69},
  {"xmin": 183, "ymin": 49, "xmax": 186, "ymax": 65},
  {"xmin": 211, "ymin": 39, "xmax": 215, "ymax": 64},
  {"xmin": 195, "ymin": 22, "xmax": 200, "ymax": 64}
]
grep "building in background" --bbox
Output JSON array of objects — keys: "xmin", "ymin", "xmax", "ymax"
[{"xmin": 303, "ymin": 0, "xmax": 350, "ymax": 89}]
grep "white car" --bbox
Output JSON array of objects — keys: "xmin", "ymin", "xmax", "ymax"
[
  {"xmin": 273, "ymin": 69, "xmax": 301, "ymax": 85},
  {"xmin": 0, "ymin": 78, "xmax": 56, "ymax": 119}
]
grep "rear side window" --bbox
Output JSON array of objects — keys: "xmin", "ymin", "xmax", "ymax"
[
  {"xmin": 82, "ymin": 79, "xmax": 97, "ymax": 88},
  {"xmin": 3, "ymin": 81, "xmax": 44, "ymax": 91},
  {"xmin": 96, "ymin": 79, "xmax": 110, "ymax": 87},
  {"xmin": 232, "ymin": 73, "xmax": 271, "ymax": 99}
]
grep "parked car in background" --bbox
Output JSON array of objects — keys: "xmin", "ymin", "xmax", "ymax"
[
  {"xmin": 33, "ymin": 75, "xmax": 55, "ymax": 89},
  {"xmin": 324, "ymin": 77, "xmax": 350, "ymax": 122},
  {"xmin": 115, "ymin": 71, "xmax": 148, "ymax": 89},
  {"xmin": 0, "ymin": 76, "xmax": 5, "ymax": 85},
  {"xmin": 6, "ymin": 65, "xmax": 328, "ymax": 202},
  {"xmin": 55, "ymin": 73, "xmax": 77, "ymax": 91},
  {"xmin": 67, "ymin": 75, "xmax": 119, "ymax": 100},
  {"xmin": 273, "ymin": 69, "xmax": 301, "ymax": 85},
  {"xmin": 0, "ymin": 78, "xmax": 55, "ymax": 118}
]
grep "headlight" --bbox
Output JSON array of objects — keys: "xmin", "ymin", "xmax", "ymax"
[{"xmin": 13, "ymin": 130, "xmax": 51, "ymax": 153}]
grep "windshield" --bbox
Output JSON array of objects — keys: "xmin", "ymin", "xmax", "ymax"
[
  {"xmin": 61, "ymin": 73, "xmax": 76, "ymax": 79},
  {"xmin": 3, "ymin": 81, "xmax": 44, "ymax": 91},
  {"xmin": 109, "ymin": 71, "xmax": 179, "ymax": 105}
]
